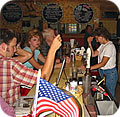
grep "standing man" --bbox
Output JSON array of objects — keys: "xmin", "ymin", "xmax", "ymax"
[
  {"xmin": 0, "ymin": 28, "xmax": 62, "ymax": 107},
  {"xmin": 84, "ymin": 25, "xmax": 98, "ymax": 65},
  {"xmin": 84, "ymin": 25, "xmax": 93, "ymax": 50}
]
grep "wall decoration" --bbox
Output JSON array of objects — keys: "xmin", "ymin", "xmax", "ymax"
[
  {"xmin": 102, "ymin": 12, "xmax": 118, "ymax": 18},
  {"xmin": 73, "ymin": 3, "xmax": 93, "ymax": 23},
  {"xmin": 1, "ymin": 2, "xmax": 22, "ymax": 23},
  {"xmin": 22, "ymin": 20, "xmax": 30, "ymax": 27},
  {"xmin": 42, "ymin": 3, "xmax": 63, "ymax": 23}
]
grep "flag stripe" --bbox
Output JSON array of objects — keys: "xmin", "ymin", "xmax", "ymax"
[
  {"xmin": 57, "ymin": 101, "xmax": 73, "ymax": 117},
  {"xmin": 64, "ymin": 98, "xmax": 79, "ymax": 117},
  {"xmin": 37, "ymin": 106, "xmax": 66, "ymax": 117},
  {"xmin": 37, "ymin": 97, "xmax": 71, "ymax": 117},
  {"xmin": 60, "ymin": 99, "xmax": 74, "ymax": 116},
  {"xmin": 36, "ymin": 97, "xmax": 79, "ymax": 117},
  {"xmin": 67, "ymin": 98, "xmax": 79, "ymax": 116}
]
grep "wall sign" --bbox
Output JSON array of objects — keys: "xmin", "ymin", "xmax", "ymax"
[
  {"xmin": 74, "ymin": 3, "xmax": 93, "ymax": 23},
  {"xmin": 1, "ymin": 2, "xmax": 22, "ymax": 23},
  {"xmin": 42, "ymin": 3, "xmax": 63, "ymax": 23}
]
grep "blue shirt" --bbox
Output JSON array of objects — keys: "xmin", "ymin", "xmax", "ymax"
[{"xmin": 23, "ymin": 47, "xmax": 40, "ymax": 69}]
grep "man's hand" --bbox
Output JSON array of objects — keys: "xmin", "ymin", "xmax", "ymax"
[
  {"xmin": 51, "ymin": 34, "xmax": 62, "ymax": 51},
  {"xmin": 55, "ymin": 59, "xmax": 61, "ymax": 64},
  {"xmin": 65, "ymin": 56, "xmax": 70, "ymax": 64},
  {"xmin": 78, "ymin": 65, "xmax": 86, "ymax": 71},
  {"xmin": 87, "ymin": 36, "xmax": 94, "ymax": 45},
  {"xmin": 42, "ymin": 35, "xmax": 62, "ymax": 80}
]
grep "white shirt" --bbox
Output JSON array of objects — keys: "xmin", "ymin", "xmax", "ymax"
[{"xmin": 97, "ymin": 41, "xmax": 116, "ymax": 70}]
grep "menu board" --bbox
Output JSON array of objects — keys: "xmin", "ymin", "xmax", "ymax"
[
  {"xmin": 1, "ymin": 2, "xmax": 22, "ymax": 23},
  {"xmin": 73, "ymin": 3, "xmax": 93, "ymax": 23},
  {"xmin": 43, "ymin": 3, "xmax": 63, "ymax": 23}
]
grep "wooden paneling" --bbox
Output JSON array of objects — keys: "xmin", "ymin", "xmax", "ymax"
[
  {"xmin": 118, "ymin": 41, "xmax": 120, "ymax": 83},
  {"xmin": 100, "ymin": 19, "xmax": 117, "ymax": 34},
  {"xmin": 100, "ymin": 1, "xmax": 119, "ymax": 12},
  {"xmin": 62, "ymin": 34, "xmax": 85, "ymax": 47},
  {"xmin": 0, "ymin": 0, "xmax": 119, "ymax": 33}
]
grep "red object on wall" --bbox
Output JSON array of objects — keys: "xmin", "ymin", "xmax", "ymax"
[
  {"xmin": 91, "ymin": 70, "xmax": 100, "ymax": 76},
  {"xmin": 62, "ymin": 33, "xmax": 85, "ymax": 47}
]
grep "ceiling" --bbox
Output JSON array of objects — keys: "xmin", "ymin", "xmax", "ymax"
[{"xmin": 13, "ymin": 0, "xmax": 120, "ymax": 12}]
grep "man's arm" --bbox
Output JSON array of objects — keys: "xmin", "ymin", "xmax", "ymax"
[
  {"xmin": 29, "ymin": 57, "xmax": 43, "ymax": 69},
  {"xmin": 13, "ymin": 48, "xmax": 33, "ymax": 63},
  {"xmin": 38, "ymin": 53, "xmax": 46, "ymax": 63},
  {"xmin": 0, "ymin": 97, "xmax": 15, "ymax": 117},
  {"xmin": 41, "ymin": 35, "xmax": 62, "ymax": 81}
]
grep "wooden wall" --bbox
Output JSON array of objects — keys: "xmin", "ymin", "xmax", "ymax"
[{"xmin": 0, "ymin": 0, "xmax": 119, "ymax": 34}]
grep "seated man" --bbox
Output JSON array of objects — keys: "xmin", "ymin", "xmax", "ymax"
[
  {"xmin": 0, "ymin": 28, "xmax": 62, "ymax": 107},
  {"xmin": 40, "ymin": 28, "xmax": 62, "ymax": 63},
  {"xmin": 40, "ymin": 28, "xmax": 70, "ymax": 68}
]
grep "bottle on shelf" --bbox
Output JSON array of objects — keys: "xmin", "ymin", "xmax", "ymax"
[{"xmin": 70, "ymin": 75, "xmax": 78, "ymax": 94}]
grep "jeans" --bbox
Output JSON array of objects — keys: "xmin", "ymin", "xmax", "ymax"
[{"xmin": 99, "ymin": 67, "xmax": 118, "ymax": 97}]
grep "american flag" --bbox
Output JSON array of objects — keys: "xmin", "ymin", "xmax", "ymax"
[{"xmin": 32, "ymin": 78, "xmax": 80, "ymax": 117}]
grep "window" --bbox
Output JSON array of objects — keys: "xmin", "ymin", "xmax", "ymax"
[
  {"xmin": 68, "ymin": 24, "xmax": 77, "ymax": 33},
  {"xmin": 60, "ymin": 23, "xmax": 81, "ymax": 33}
]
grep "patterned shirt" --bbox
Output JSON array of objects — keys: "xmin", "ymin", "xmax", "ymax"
[
  {"xmin": 0, "ymin": 54, "xmax": 38, "ymax": 106},
  {"xmin": 40, "ymin": 40, "xmax": 50, "ymax": 57}
]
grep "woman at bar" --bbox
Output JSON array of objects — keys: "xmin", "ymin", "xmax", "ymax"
[
  {"xmin": 23, "ymin": 28, "xmax": 45, "ymax": 70},
  {"xmin": 88, "ymin": 27, "xmax": 118, "ymax": 98},
  {"xmin": 23, "ymin": 28, "xmax": 63, "ymax": 70}
]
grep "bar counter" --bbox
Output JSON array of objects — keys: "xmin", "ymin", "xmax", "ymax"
[
  {"xmin": 16, "ymin": 60, "xmax": 118, "ymax": 117},
  {"xmin": 26, "ymin": 60, "xmax": 95, "ymax": 117}
]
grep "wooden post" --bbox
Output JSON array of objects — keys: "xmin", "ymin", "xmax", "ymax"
[{"xmin": 118, "ymin": 40, "xmax": 120, "ymax": 83}]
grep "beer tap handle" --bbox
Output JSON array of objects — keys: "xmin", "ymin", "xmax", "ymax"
[{"xmin": 86, "ymin": 47, "xmax": 91, "ymax": 69}]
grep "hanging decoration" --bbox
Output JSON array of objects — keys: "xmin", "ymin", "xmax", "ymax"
[
  {"xmin": 1, "ymin": 2, "xmax": 22, "ymax": 23},
  {"xmin": 42, "ymin": 3, "xmax": 63, "ymax": 23},
  {"xmin": 73, "ymin": 3, "xmax": 93, "ymax": 23}
]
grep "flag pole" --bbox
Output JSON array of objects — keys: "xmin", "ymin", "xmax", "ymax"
[
  {"xmin": 32, "ymin": 69, "xmax": 41, "ymax": 117},
  {"xmin": 56, "ymin": 58, "xmax": 66, "ymax": 87}
]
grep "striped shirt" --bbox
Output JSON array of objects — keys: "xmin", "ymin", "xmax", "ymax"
[{"xmin": 0, "ymin": 54, "xmax": 38, "ymax": 106}]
